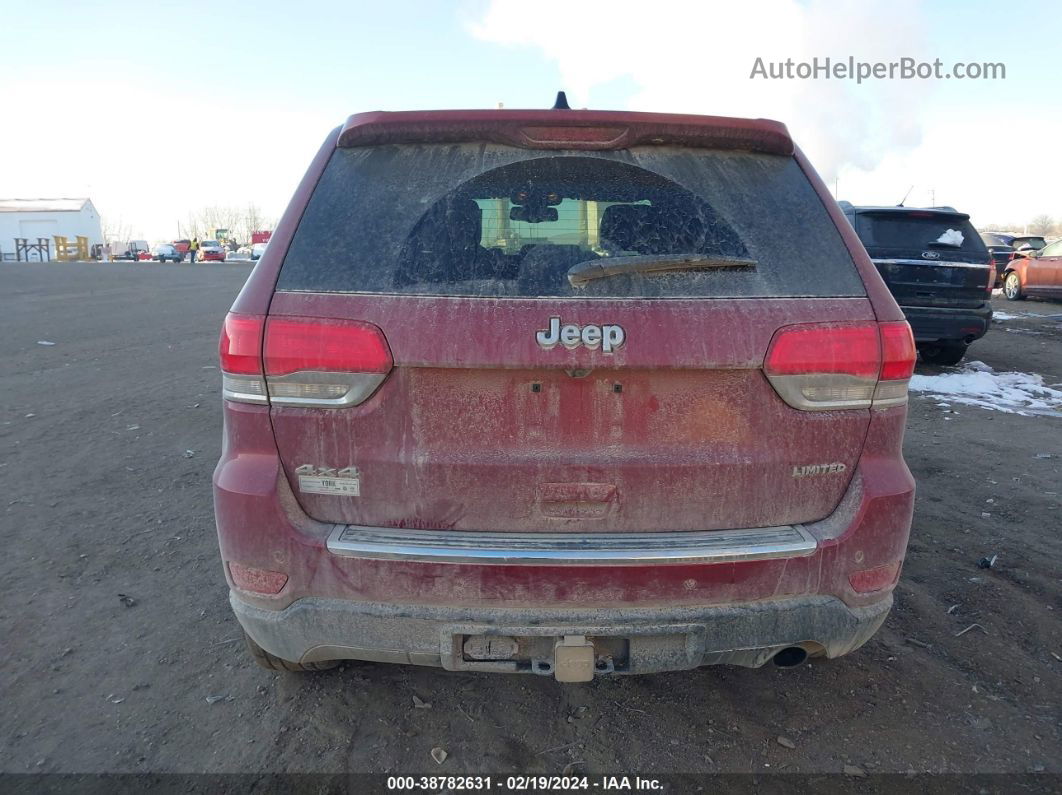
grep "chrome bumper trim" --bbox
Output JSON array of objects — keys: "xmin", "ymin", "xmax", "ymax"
[{"xmin": 326, "ymin": 524, "xmax": 817, "ymax": 566}]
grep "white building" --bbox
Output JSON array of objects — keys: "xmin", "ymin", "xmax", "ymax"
[{"xmin": 0, "ymin": 198, "xmax": 104, "ymax": 259}]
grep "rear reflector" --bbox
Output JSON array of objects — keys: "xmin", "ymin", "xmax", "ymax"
[
  {"xmin": 764, "ymin": 321, "xmax": 915, "ymax": 411},
  {"xmin": 228, "ymin": 562, "xmax": 288, "ymax": 595},
  {"xmin": 219, "ymin": 313, "xmax": 393, "ymax": 407},
  {"xmin": 849, "ymin": 562, "xmax": 901, "ymax": 593}
]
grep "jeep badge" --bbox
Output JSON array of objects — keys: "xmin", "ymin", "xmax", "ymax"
[{"xmin": 536, "ymin": 317, "xmax": 625, "ymax": 353}]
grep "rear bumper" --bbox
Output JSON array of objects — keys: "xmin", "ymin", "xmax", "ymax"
[
  {"xmin": 214, "ymin": 402, "xmax": 914, "ymax": 676},
  {"xmin": 232, "ymin": 590, "xmax": 892, "ymax": 673},
  {"xmin": 901, "ymin": 303, "xmax": 992, "ymax": 343}
]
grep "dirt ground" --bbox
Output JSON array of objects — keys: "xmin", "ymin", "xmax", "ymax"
[{"xmin": 1, "ymin": 262, "xmax": 1059, "ymax": 780}]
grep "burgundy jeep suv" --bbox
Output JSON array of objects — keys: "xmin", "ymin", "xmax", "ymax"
[{"xmin": 214, "ymin": 102, "xmax": 916, "ymax": 681}]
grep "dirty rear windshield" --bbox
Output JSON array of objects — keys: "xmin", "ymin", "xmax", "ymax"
[
  {"xmin": 1011, "ymin": 236, "xmax": 1046, "ymax": 250},
  {"xmin": 854, "ymin": 213, "xmax": 987, "ymax": 256},
  {"xmin": 277, "ymin": 144, "xmax": 865, "ymax": 298}
]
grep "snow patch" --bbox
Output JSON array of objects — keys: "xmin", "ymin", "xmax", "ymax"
[
  {"xmin": 910, "ymin": 361, "xmax": 1062, "ymax": 415},
  {"xmin": 991, "ymin": 311, "xmax": 1019, "ymax": 321},
  {"xmin": 935, "ymin": 229, "xmax": 964, "ymax": 246}
]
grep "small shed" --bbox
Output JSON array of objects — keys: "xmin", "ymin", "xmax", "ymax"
[{"xmin": 0, "ymin": 198, "xmax": 104, "ymax": 259}]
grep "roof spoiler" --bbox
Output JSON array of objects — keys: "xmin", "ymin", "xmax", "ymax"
[
  {"xmin": 852, "ymin": 205, "xmax": 971, "ymax": 220},
  {"xmin": 337, "ymin": 109, "xmax": 793, "ymax": 155}
]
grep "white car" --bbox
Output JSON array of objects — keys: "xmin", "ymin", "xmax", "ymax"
[
  {"xmin": 151, "ymin": 243, "xmax": 182, "ymax": 263},
  {"xmin": 251, "ymin": 242, "xmax": 268, "ymax": 261}
]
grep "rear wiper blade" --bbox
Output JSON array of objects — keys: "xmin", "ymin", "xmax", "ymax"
[
  {"xmin": 925, "ymin": 240, "xmax": 962, "ymax": 248},
  {"xmin": 566, "ymin": 254, "xmax": 757, "ymax": 287}
]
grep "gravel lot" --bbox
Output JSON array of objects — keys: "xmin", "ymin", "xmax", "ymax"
[{"xmin": 1, "ymin": 262, "xmax": 1059, "ymax": 779}]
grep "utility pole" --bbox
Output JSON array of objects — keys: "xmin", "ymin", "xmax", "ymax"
[{"xmin": 930, "ymin": 188, "xmax": 936, "ymax": 206}]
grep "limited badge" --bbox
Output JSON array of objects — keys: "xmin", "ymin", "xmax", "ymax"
[{"xmin": 792, "ymin": 462, "xmax": 847, "ymax": 478}]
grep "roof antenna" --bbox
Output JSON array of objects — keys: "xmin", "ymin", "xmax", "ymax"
[
  {"xmin": 897, "ymin": 185, "xmax": 914, "ymax": 207},
  {"xmin": 552, "ymin": 91, "xmax": 571, "ymax": 110}
]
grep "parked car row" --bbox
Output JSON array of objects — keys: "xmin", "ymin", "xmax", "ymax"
[
  {"xmin": 151, "ymin": 243, "xmax": 183, "ymax": 263},
  {"xmin": 979, "ymin": 232, "xmax": 1047, "ymax": 286},
  {"xmin": 149, "ymin": 240, "xmax": 231, "ymax": 263},
  {"xmin": 837, "ymin": 204, "xmax": 1062, "ymax": 365},
  {"xmin": 110, "ymin": 236, "xmax": 271, "ymax": 264},
  {"xmin": 838, "ymin": 203, "xmax": 994, "ymax": 365},
  {"xmin": 1000, "ymin": 238, "xmax": 1062, "ymax": 301}
]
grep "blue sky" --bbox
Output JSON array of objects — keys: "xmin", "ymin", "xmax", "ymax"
[{"xmin": 2, "ymin": 0, "xmax": 1059, "ymax": 239}]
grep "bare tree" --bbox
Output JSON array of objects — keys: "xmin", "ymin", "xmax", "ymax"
[
  {"xmin": 237, "ymin": 204, "xmax": 274, "ymax": 244},
  {"xmin": 1028, "ymin": 214, "xmax": 1054, "ymax": 236},
  {"xmin": 100, "ymin": 215, "xmax": 132, "ymax": 245},
  {"xmin": 181, "ymin": 204, "xmax": 275, "ymax": 246}
]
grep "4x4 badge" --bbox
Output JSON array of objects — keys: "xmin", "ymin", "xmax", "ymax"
[{"xmin": 536, "ymin": 317, "xmax": 625, "ymax": 353}]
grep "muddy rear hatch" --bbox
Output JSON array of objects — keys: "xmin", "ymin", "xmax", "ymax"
[{"xmin": 262, "ymin": 138, "xmax": 883, "ymax": 533}]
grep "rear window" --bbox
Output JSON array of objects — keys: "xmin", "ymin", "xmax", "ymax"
[
  {"xmin": 1012, "ymin": 236, "xmax": 1046, "ymax": 250},
  {"xmin": 980, "ymin": 233, "xmax": 1011, "ymax": 247},
  {"xmin": 854, "ymin": 213, "xmax": 988, "ymax": 256},
  {"xmin": 278, "ymin": 144, "xmax": 865, "ymax": 298}
]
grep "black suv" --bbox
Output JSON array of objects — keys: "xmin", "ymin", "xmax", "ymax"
[{"xmin": 841, "ymin": 204, "xmax": 994, "ymax": 365}]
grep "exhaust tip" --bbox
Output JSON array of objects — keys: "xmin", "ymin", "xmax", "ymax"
[{"xmin": 772, "ymin": 646, "xmax": 809, "ymax": 668}]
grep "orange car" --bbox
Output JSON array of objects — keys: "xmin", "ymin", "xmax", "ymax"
[{"xmin": 1002, "ymin": 239, "xmax": 1062, "ymax": 300}]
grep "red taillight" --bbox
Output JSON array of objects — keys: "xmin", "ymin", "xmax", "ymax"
[
  {"xmin": 264, "ymin": 316, "xmax": 392, "ymax": 376},
  {"xmin": 764, "ymin": 323, "xmax": 880, "ymax": 378},
  {"xmin": 219, "ymin": 313, "xmax": 393, "ymax": 407},
  {"xmin": 219, "ymin": 313, "xmax": 264, "ymax": 375},
  {"xmin": 219, "ymin": 313, "xmax": 268, "ymax": 404},
  {"xmin": 764, "ymin": 321, "xmax": 915, "ymax": 411},
  {"xmin": 228, "ymin": 562, "xmax": 288, "ymax": 595},
  {"xmin": 262, "ymin": 316, "xmax": 393, "ymax": 408},
  {"xmin": 879, "ymin": 321, "xmax": 916, "ymax": 381}
]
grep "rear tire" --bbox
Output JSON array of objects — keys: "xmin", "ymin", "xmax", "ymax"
[
  {"xmin": 919, "ymin": 342, "xmax": 967, "ymax": 366},
  {"xmin": 1003, "ymin": 272, "xmax": 1025, "ymax": 301},
  {"xmin": 243, "ymin": 631, "xmax": 338, "ymax": 672}
]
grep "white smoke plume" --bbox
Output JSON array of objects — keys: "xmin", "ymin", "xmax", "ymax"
[{"xmin": 469, "ymin": 0, "xmax": 930, "ymax": 183}]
